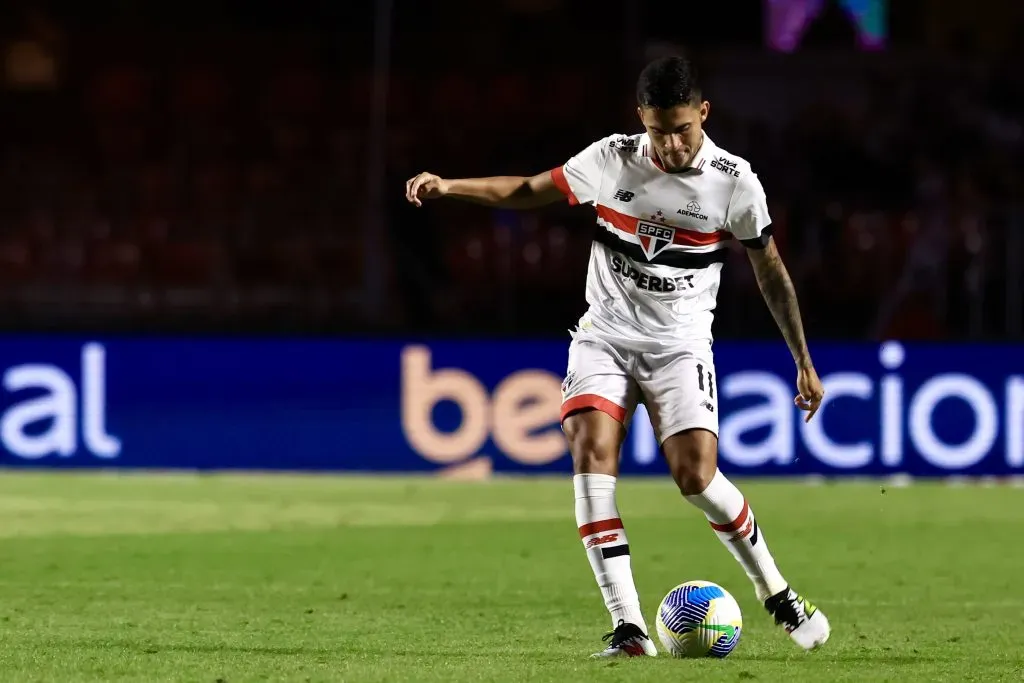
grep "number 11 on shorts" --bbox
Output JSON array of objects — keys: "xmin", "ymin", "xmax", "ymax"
[{"xmin": 696, "ymin": 364, "xmax": 714, "ymax": 398}]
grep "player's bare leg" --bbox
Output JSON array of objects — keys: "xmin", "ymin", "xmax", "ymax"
[
  {"xmin": 564, "ymin": 409, "xmax": 657, "ymax": 658},
  {"xmin": 661, "ymin": 429, "xmax": 830, "ymax": 651}
]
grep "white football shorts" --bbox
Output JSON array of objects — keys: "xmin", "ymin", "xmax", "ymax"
[{"xmin": 559, "ymin": 332, "xmax": 719, "ymax": 443}]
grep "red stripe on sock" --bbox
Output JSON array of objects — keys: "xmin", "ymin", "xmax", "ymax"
[
  {"xmin": 578, "ymin": 517, "xmax": 623, "ymax": 538},
  {"xmin": 709, "ymin": 500, "xmax": 750, "ymax": 533}
]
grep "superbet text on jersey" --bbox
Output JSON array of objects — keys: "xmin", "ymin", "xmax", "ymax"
[{"xmin": 550, "ymin": 133, "xmax": 772, "ymax": 349}]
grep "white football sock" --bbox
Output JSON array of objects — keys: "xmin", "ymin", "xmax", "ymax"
[
  {"xmin": 683, "ymin": 469, "xmax": 788, "ymax": 602},
  {"xmin": 574, "ymin": 473, "xmax": 648, "ymax": 633}
]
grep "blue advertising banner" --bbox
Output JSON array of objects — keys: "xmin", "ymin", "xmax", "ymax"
[{"xmin": 0, "ymin": 338, "xmax": 1021, "ymax": 476}]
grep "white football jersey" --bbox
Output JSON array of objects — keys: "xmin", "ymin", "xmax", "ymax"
[{"xmin": 550, "ymin": 132, "xmax": 772, "ymax": 349}]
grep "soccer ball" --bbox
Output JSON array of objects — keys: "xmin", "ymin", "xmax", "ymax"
[{"xmin": 656, "ymin": 580, "xmax": 742, "ymax": 658}]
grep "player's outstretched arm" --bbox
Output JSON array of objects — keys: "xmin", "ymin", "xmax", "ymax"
[
  {"xmin": 746, "ymin": 238, "xmax": 824, "ymax": 421},
  {"xmin": 404, "ymin": 170, "xmax": 564, "ymax": 209}
]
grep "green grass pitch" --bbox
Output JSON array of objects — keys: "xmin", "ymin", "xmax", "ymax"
[{"xmin": 0, "ymin": 472, "xmax": 1020, "ymax": 682}]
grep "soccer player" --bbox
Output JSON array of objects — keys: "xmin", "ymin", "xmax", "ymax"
[{"xmin": 404, "ymin": 55, "xmax": 830, "ymax": 657}]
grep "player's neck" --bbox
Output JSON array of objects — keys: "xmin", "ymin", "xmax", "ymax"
[
  {"xmin": 651, "ymin": 132, "xmax": 706, "ymax": 173},
  {"xmin": 691, "ymin": 132, "xmax": 705, "ymax": 163}
]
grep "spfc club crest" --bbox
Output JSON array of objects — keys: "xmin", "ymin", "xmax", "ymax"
[{"xmin": 636, "ymin": 221, "xmax": 675, "ymax": 260}]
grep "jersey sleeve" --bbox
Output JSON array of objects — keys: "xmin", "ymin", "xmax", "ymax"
[
  {"xmin": 725, "ymin": 170, "xmax": 773, "ymax": 249},
  {"xmin": 549, "ymin": 138, "xmax": 609, "ymax": 206}
]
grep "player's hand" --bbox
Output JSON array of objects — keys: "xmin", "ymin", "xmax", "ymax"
[
  {"xmin": 405, "ymin": 172, "xmax": 448, "ymax": 207},
  {"xmin": 794, "ymin": 364, "xmax": 824, "ymax": 422}
]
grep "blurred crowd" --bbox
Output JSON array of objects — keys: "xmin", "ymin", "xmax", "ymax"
[{"xmin": 1, "ymin": 1, "xmax": 1022, "ymax": 339}]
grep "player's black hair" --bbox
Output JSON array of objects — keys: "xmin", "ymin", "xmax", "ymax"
[{"xmin": 636, "ymin": 55, "xmax": 702, "ymax": 109}]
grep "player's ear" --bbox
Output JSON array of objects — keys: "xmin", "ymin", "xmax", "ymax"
[
  {"xmin": 636, "ymin": 106, "xmax": 644, "ymax": 124},
  {"xmin": 700, "ymin": 101, "xmax": 710, "ymax": 122}
]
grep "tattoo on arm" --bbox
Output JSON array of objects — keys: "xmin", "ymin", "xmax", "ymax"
[{"xmin": 750, "ymin": 242, "xmax": 812, "ymax": 368}]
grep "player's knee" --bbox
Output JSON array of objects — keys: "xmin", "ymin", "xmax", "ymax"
[
  {"xmin": 673, "ymin": 463, "xmax": 716, "ymax": 496},
  {"xmin": 564, "ymin": 411, "xmax": 620, "ymax": 475},
  {"xmin": 663, "ymin": 429, "xmax": 718, "ymax": 495}
]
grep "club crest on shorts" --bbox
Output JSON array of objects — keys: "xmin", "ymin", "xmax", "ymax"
[{"xmin": 637, "ymin": 221, "xmax": 675, "ymax": 260}]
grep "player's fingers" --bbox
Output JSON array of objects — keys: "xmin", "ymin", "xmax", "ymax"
[
  {"xmin": 405, "ymin": 177, "xmax": 415, "ymax": 202},
  {"xmin": 407, "ymin": 175, "xmax": 425, "ymax": 203},
  {"xmin": 799, "ymin": 389, "xmax": 823, "ymax": 421},
  {"xmin": 409, "ymin": 177, "xmax": 427, "ymax": 206},
  {"xmin": 794, "ymin": 394, "xmax": 821, "ymax": 417}
]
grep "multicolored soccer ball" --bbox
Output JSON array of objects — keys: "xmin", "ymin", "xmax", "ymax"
[{"xmin": 656, "ymin": 580, "xmax": 743, "ymax": 658}]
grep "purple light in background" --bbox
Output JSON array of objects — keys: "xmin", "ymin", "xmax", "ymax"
[
  {"xmin": 765, "ymin": 0, "xmax": 820, "ymax": 52},
  {"xmin": 764, "ymin": 0, "xmax": 886, "ymax": 52}
]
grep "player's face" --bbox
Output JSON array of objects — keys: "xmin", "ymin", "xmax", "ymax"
[{"xmin": 637, "ymin": 102, "xmax": 709, "ymax": 172}]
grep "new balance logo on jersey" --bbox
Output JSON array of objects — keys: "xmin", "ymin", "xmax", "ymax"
[
  {"xmin": 700, "ymin": 399, "xmax": 715, "ymax": 413},
  {"xmin": 636, "ymin": 221, "xmax": 674, "ymax": 260},
  {"xmin": 613, "ymin": 189, "xmax": 635, "ymax": 202},
  {"xmin": 677, "ymin": 200, "xmax": 709, "ymax": 221},
  {"xmin": 711, "ymin": 157, "xmax": 741, "ymax": 177},
  {"xmin": 586, "ymin": 533, "xmax": 620, "ymax": 548}
]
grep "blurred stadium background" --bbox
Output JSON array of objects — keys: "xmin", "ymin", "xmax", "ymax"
[
  {"xmin": 1, "ymin": 0, "xmax": 1022, "ymax": 340},
  {"xmin": 1, "ymin": 1, "xmax": 1023, "ymax": 681}
]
